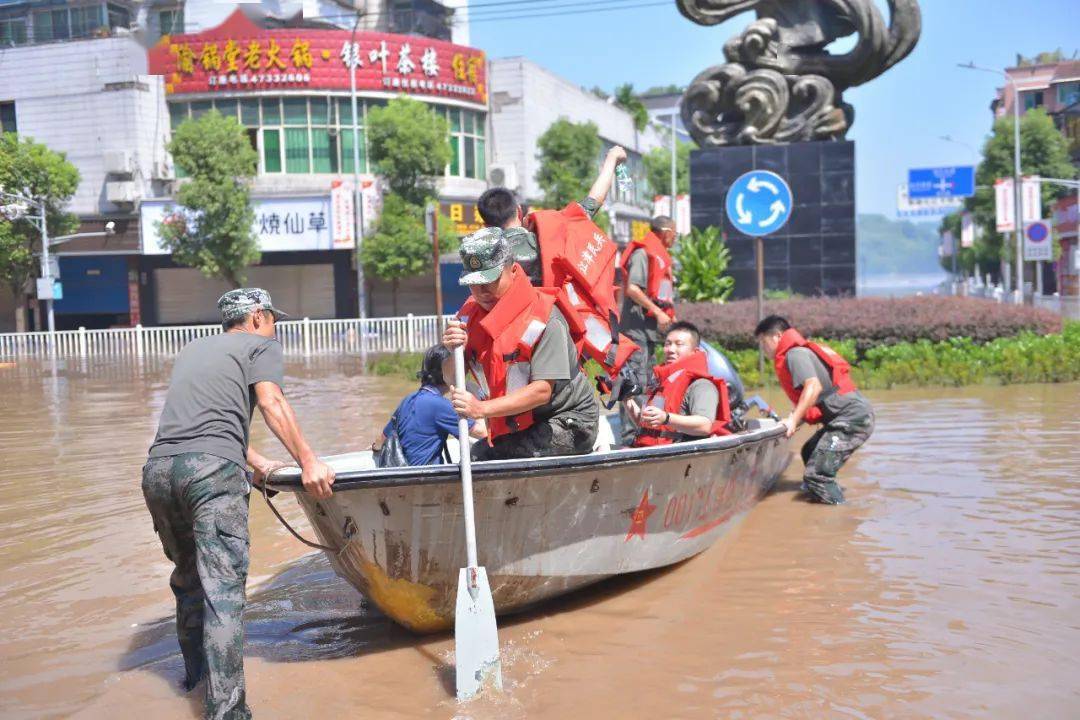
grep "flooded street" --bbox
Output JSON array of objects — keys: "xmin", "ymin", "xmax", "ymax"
[{"xmin": 1, "ymin": 358, "xmax": 1078, "ymax": 719}]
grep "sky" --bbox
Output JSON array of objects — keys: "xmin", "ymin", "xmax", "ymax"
[{"xmin": 471, "ymin": 0, "xmax": 1080, "ymax": 222}]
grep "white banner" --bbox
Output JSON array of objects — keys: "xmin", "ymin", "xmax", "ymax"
[
  {"xmin": 1021, "ymin": 175, "xmax": 1042, "ymax": 224},
  {"xmin": 330, "ymin": 181, "xmax": 355, "ymax": 249},
  {"xmin": 896, "ymin": 185, "xmax": 963, "ymax": 218},
  {"xmin": 941, "ymin": 230, "xmax": 955, "ymax": 255},
  {"xmin": 141, "ymin": 196, "xmax": 336, "ymax": 255},
  {"xmin": 960, "ymin": 212, "xmax": 975, "ymax": 248},
  {"xmin": 995, "ymin": 178, "xmax": 1015, "ymax": 233}
]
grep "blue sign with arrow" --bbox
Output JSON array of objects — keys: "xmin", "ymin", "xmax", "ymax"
[
  {"xmin": 907, "ymin": 166, "xmax": 975, "ymax": 199},
  {"xmin": 725, "ymin": 170, "xmax": 793, "ymax": 237}
]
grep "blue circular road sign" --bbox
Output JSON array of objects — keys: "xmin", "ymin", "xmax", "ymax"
[
  {"xmin": 1025, "ymin": 221, "xmax": 1050, "ymax": 243},
  {"xmin": 725, "ymin": 170, "xmax": 794, "ymax": 237}
]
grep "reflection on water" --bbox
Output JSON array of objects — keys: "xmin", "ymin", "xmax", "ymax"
[{"xmin": 1, "ymin": 357, "xmax": 1077, "ymax": 719}]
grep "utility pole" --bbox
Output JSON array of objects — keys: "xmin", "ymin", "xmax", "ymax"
[
  {"xmin": 350, "ymin": 11, "xmax": 367, "ymax": 320},
  {"xmin": 669, "ymin": 109, "xmax": 677, "ymax": 218}
]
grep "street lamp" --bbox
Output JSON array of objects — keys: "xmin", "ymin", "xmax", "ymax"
[
  {"xmin": 958, "ymin": 61, "xmax": 1024, "ymax": 303},
  {"xmin": 937, "ymin": 134, "xmax": 980, "ymax": 159}
]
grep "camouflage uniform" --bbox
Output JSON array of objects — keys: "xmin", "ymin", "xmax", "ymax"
[
  {"xmin": 472, "ymin": 404, "xmax": 599, "ymax": 461},
  {"xmin": 142, "ymin": 452, "xmax": 252, "ymax": 720},
  {"xmin": 618, "ymin": 339, "xmax": 655, "ymax": 445},
  {"xmin": 799, "ymin": 400, "xmax": 875, "ymax": 505}
]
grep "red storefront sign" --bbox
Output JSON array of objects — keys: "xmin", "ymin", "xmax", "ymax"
[{"xmin": 148, "ymin": 9, "xmax": 487, "ymax": 106}]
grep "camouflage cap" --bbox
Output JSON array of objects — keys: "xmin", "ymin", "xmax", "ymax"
[
  {"xmin": 459, "ymin": 226, "xmax": 512, "ymax": 285},
  {"xmin": 217, "ymin": 288, "xmax": 289, "ymax": 324}
]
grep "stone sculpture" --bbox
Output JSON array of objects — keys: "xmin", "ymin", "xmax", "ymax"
[{"xmin": 677, "ymin": 0, "xmax": 921, "ymax": 146}]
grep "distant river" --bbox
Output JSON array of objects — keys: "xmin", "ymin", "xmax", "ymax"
[{"xmin": 858, "ymin": 271, "xmax": 949, "ymax": 297}]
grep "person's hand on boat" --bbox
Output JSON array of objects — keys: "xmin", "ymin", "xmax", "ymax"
[
  {"xmin": 449, "ymin": 385, "xmax": 485, "ymax": 420},
  {"xmin": 301, "ymin": 458, "xmax": 336, "ymax": 499},
  {"xmin": 251, "ymin": 459, "xmax": 288, "ymax": 489},
  {"xmin": 443, "ymin": 320, "xmax": 467, "ymax": 349},
  {"xmin": 781, "ymin": 415, "xmax": 798, "ymax": 438}
]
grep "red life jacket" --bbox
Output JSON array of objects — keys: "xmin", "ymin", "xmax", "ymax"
[
  {"xmin": 525, "ymin": 203, "xmax": 638, "ymax": 376},
  {"xmin": 774, "ymin": 329, "xmax": 857, "ymax": 425},
  {"xmin": 458, "ymin": 263, "xmax": 557, "ymax": 441},
  {"xmin": 633, "ymin": 350, "xmax": 732, "ymax": 447},
  {"xmin": 619, "ymin": 231, "xmax": 676, "ymax": 319}
]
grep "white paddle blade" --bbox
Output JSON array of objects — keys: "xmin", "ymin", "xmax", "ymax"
[{"xmin": 455, "ymin": 566, "xmax": 502, "ymax": 701}]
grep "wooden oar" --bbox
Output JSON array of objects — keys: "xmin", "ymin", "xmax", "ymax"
[{"xmin": 452, "ymin": 345, "xmax": 502, "ymax": 700}]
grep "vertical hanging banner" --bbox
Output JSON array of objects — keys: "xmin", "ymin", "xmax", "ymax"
[
  {"xmin": 1020, "ymin": 176, "xmax": 1042, "ymax": 224},
  {"xmin": 330, "ymin": 180, "xmax": 355, "ymax": 249},
  {"xmin": 995, "ymin": 178, "xmax": 1015, "ymax": 233},
  {"xmin": 941, "ymin": 230, "xmax": 955, "ymax": 256},
  {"xmin": 960, "ymin": 212, "xmax": 975, "ymax": 248}
]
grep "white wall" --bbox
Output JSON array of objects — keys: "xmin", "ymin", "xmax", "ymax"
[
  {"xmin": 489, "ymin": 57, "xmax": 664, "ymax": 203},
  {"xmin": 0, "ymin": 37, "xmax": 170, "ymax": 217}
]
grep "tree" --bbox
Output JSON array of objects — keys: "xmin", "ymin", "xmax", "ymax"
[
  {"xmin": 671, "ymin": 226, "xmax": 734, "ymax": 303},
  {"xmin": 948, "ymin": 108, "xmax": 1075, "ymax": 280},
  {"xmin": 366, "ymin": 96, "xmax": 451, "ymax": 206},
  {"xmin": 361, "ymin": 195, "xmax": 429, "ymax": 315},
  {"xmin": 159, "ymin": 110, "xmax": 259, "ymax": 287},
  {"xmin": 614, "ymin": 83, "xmax": 649, "ymax": 132},
  {"xmin": 0, "ymin": 134, "xmax": 80, "ymax": 332},
  {"xmin": 536, "ymin": 119, "xmax": 601, "ymax": 209},
  {"xmin": 643, "ymin": 138, "xmax": 692, "ymax": 198}
]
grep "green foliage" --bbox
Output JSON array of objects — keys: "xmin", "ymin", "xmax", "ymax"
[
  {"xmin": 0, "ymin": 133, "xmax": 80, "ymax": 298},
  {"xmin": 671, "ymin": 226, "xmax": 734, "ymax": 302},
  {"xmin": 856, "ymin": 213, "xmax": 945, "ymax": 276},
  {"xmin": 763, "ymin": 288, "xmax": 797, "ymax": 301},
  {"xmin": 368, "ymin": 351, "xmax": 424, "ymax": 380},
  {"xmin": 361, "ymin": 195, "xmax": 433, "ymax": 282},
  {"xmin": 613, "ymin": 83, "xmax": 649, "ymax": 132},
  {"xmin": 160, "ymin": 111, "xmax": 259, "ymax": 287},
  {"xmin": 958, "ymin": 109, "xmax": 1076, "ymax": 273},
  {"xmin": 536, "ymin": 119, "xmax": 601, "ymax": 209},
  {"xmin": 640, "ymin": 84, "xmax": 684, "ymax": 97},
  {"xmin": 366, "ymin": 96, "xmax": 451, "ymax": 205},
  {"xmin": 643, "ymin": 138, "xmax": 691, "ymax": 197}
]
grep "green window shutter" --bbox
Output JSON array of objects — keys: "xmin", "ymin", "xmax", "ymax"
[
  {"xmin": 311, "ymin": 128, "xmax": 332, "ymax": 173},
  {"xmin": 285, "ymin": 127, "xmax": 310, "ymax": 173},
  {"xmin": 262, "ymin": 129, "xmax": 282, "ymax": 173}
]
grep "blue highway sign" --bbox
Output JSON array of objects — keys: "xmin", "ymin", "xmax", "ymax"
[
  {"xmin": 725, "ymin": 170, "xmax": 793, "ymax": 237},
  {"xmin": 907, "ymin": 166, "xmax": 975, "ymax": 199}
]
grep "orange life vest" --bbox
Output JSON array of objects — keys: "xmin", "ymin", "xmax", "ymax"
[
  {"xmin": 774, "ymin": 328, "xmax": 857, "ymax": 425},
  {"xmin": 633, "ymin": 350, "xmax": 732, "ymax": 447},
  {"xmin": 459, "ymin": 263, "xmax": 557, "ymax": 441},
  {"xmin": 619, "ymin": 231, "xmax": 676, "ymax": 319},
  {"xmin": 525, "ymin": 203, "xmax": 638, "ymax": 376}
]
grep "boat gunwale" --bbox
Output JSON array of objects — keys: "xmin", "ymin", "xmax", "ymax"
[{"xmin": 267, "ymin": 423, "xmax": 787, "ymax": 491}]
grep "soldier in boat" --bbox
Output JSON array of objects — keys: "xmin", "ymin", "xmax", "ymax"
[
  {"xmin": 624, "ymin": 321, "xmax": 734, "ymax": 446},
  {"xmin": 754, "ymin": 315, "xmax": 875, "ymax": 505},
  {"xmin": 442, "ymin": 228, "xmax": 600, "ymax": 460},
  {"xmin": 617, "ymin": 214, "xmax": 679, "ymax": 445},
  {"xmin": 142, "ymin": 288, "xmax": 335, "ymax": 719}
]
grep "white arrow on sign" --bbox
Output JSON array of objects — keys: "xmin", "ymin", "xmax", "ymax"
[
  {"xmin": 735, "ymin": 193, "xmax": 752, "ymax": 224},
  {"xmin": 747, "ymin": 176, "xmax": 779, "ymax": 195},
  {"xmin": 759, "ymin": 200, "xmax": 786, "ymax": 228}
]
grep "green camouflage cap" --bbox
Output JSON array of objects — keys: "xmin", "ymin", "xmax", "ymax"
[
  {"xmin": 459, "ymin": 226, "xmax": 511, "ymax": 285},
  {"xmin": 217, "ymin": 288, "xmax": 289, "ymax": 324}
]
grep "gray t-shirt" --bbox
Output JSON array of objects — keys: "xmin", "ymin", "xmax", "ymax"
[
  {"xmin": 529, "ymin": 306, "xmax": 598, "ymax": 422},
  {"xmin": 620, "ymin": 248, "xmax": 658, "ymax": 344},
  {"xmin": 676, "ymin": 377, "xmax": 719, "ymax": 442},
  {"xmin": 506, "ymin": 197, "xmax": 602, "ymax": 286},
  {"xmin": 785, "ymin": 346, "xmax": 868, "ymax": 422},
  {"xmin": 149, "ymin": 332, "xmax": 285, "ymax": 468}
]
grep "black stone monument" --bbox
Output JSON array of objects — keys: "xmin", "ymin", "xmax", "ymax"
[{"xmin": 689, "ymin": 140, "xmax": 856, "ymax": 299}]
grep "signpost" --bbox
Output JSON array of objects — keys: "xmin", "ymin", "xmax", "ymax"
[
  {"xmin": 1023, "ymin": 220, "xmax": 1052, "ymax": 261},
  {"xmin": 907, "ymin": 166, "xmax": 976, "ymax": 199},
  {"xmin": 725, "ymin": 170, "xmax": 794, "ymax": 374}
]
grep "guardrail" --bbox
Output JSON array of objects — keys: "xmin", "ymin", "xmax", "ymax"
[
  {"xmin": 0, "ymin": 314, "xmax": 454, "ymax": 360},
  {"xmin": 1033, "ymin": 294, "xmax": 1080, "ymax": 321}
]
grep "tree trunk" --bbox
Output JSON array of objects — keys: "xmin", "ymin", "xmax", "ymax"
[
  {"xmin": 392, "ymin": 278, "xmax": 399, "ymax": 316},
  {"xmin": 14, "ymin": 297, "xmax": 26, "ymax": 333}
]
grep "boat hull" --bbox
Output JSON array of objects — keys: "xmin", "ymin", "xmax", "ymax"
[{"xmin": 271, "ymin": 422, "xmax": 790, "ymax": 632}]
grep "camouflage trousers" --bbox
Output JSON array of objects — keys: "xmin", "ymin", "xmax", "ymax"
[
  {"xmin": 799, "ymin": 407, "xmax": 875, "ymax": 505},
  {"xmin": 142, "ymin": 453, "xmax": 252, "ymax": 720},
  {"xmin": 473, "ymin": 411, "xmax": 598, "ymax": 461},
  {"xmin": 618, "ymin": 340, "xmax": 656, "ymax": 446}
]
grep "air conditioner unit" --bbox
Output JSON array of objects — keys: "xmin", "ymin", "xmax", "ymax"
[
  {"xmin": 103, "ymin": 150, "xmax": 133, "ymax": 175},
  {"xmin": 151, "ymin": 161, "xmax": 173, "ymax": 179},
  {"xmin": 487, "ymin": 163, "xmax": 519, "ymax": 190},
  {"xmin": 106, "ymin": 181, "xmax": 138, "ymax": 204}
]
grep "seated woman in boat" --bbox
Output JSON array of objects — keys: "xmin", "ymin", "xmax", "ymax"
[
  {"xmin": 373, "ymin": 345, "xmax": 488, "ymax": 466},
  {"xmin": 624, "ymin": 321, "xmax": 734, "ymax": 446},
  {"xmin": 442, "ymin": 227, "xmax": 601, "ymax": 460}
]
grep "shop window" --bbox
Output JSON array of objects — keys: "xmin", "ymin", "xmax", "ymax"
[
  {"xmin": 245, "ymin": 128, "xmax": 259, "ymax": 155},
  {"xmin": 70, "ymin": 5, "xmax": 104, "ymax": 38},
  {"xmin": 168, "ymin": 102, "xmax": 187, "ymax": 130},
  {"xmin": 0, "ymin": 18, "xmax": 28, "ymax": 46},
  {"xmin": 261, "ymin": 98, "xmax": 281, "ymax": 125},
  {"xmin": 0, "ymin": 102, "xmax": 16, "ymax": 134},
  {"xmin": 190, "ymin": 100, "xmax": 212, "ymax": 119},
  {"xmin": 285, "ymin": 127, "xmax": 310, "ymax": 173},
  {"xmin": 1023, "ymin": 91, "xmax": 1044, "ymax": 111},
  {"xmin": 311, "ymin": 129, "xmax": 334, "ymax": 173},
  {"xmin": 1058, "ymin": 82, "xmax": 1080, "ymax": 107},
  {"xmin": 283, "ymin": 97, "xmax": 308, "ymax": 126},
  {"xmin": 213, "ymin": 99, "xmax": 238, "ymax": 120},
  {"xmin": 446, "ymin": 108, "xmax": 486, "ymax": 179},
  {"xmin": 106, "ymin": 3, "xmax": 129, "ymax": 30},
  {"xmin": 340, "ymin": 127, "xmax": 365, "ymax": 174},
  {"xmin": 240, "ymin": 99, "xmax": 259, "ymax": 126},
  {"xmin": 262, "ymin": 129, "xmax": 282, "ymax": 173}
]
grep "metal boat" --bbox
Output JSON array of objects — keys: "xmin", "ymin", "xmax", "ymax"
[{"xmin": 267, "ymin": 418, "xmax": 791, "ymax": 632}]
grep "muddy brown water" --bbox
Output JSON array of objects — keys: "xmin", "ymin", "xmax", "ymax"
[{"xmin": 1, "ymin": 357, "xmax": 1077, "ymax": 719}]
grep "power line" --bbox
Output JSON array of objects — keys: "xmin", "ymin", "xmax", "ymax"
[
  {"xmin": 466, "ymin": 0, "xmax": 667, "ymax": 19},
  {"xmin": 466, "ymin": 1, "xmax": 671, "ymax": 24}
]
